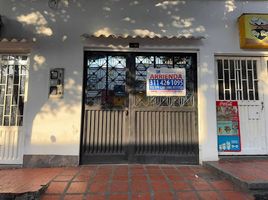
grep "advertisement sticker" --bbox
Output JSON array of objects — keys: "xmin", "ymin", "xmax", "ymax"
[
  {"xmin": 216, "ymin": 101, "xmax": 241, "ymax": 152},
  {"xmin": 146, "ymin": 68, "xmax": 186, "ymax": 96}
]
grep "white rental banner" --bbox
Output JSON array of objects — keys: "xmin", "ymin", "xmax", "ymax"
[{"xmin": 146, "ymin": 68, "xmax": 186, "ymax": 96}]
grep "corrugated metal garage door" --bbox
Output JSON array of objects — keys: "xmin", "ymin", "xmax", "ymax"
[{"xmin": 80, "ymin": 52, "xmax": 198, "ymax": 164}]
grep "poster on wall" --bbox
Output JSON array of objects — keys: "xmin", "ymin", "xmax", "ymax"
[
  {"xmin": 216, "ymin": 101, "xmax": 241, "ymax": 152},
  {"xmin": 239, "ymin": 13, "xmax": 268, "ymax": 49},
  {"xmin": 146, "ymin": 68, "xmax": 186, "ymax": 96}
]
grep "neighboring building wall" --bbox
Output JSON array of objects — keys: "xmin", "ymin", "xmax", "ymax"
[{"xmin": 0, "ymin": 0, "xmax": 267, "ymax": 165}]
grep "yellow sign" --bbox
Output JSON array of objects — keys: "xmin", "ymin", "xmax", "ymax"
[{"xmin": 239, "ymin": 13, "xmax": 268, "ymax": 49}]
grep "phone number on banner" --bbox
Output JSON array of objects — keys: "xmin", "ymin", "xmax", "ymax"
[{"xmin": 149, "ymin": 79, "xmax": 184, "ymax": 90}]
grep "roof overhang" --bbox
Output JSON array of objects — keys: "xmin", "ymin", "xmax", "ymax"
[
  {"xmin": 81, "ymin": 33, "xmax": 205, "ymax": 49},
  {"xmin": 83, "ymin": 34, "xmax": 205, "ymax": 40},
  {"xmin": 0, "ymin": 38, "xmax": 34, "ymax": 54}
]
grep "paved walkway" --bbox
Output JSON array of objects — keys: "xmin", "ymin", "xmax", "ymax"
[
  {"xmin": 206, "ymin": 159, "xmax": 268, "ymax": 194},
  {"xmin": 0, "ymin": 167, "xmax": 63, "ymax": 193},
  {"xmin": 0, "ymin": 167, "xmax": 63, "ymax": 199},
  {"xmin": 0, "ymin": 165, "xmax": 253, "ymax": 200},
  {"xmin": 206, "ymin": 159, "xmax": 268, "ymax": 183}
]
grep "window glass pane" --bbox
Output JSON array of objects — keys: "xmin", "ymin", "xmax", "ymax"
[
  {"xmin": 18, "ymin": 96, "xmax": 24, "ymax": 115},
  {"xmin": 224, "ymin": 60, "xmax": 228, "ymax": 69},
  {"xmin": 21, "ymin": 56, "xmax": 28, "ymax": 61},
  {"xmin": 7, "ymin": 75, "xmax": 13, "ymax": 94},
  {"xmin": 242, "ymin": 81, "xmax": 248, "ymax": 100},
  {"xmin": 218, "ymin": 80, "xmax": 224, "ymax": 100},
  {"xmin": 10, "ymin": 106, "xmax": 17, "ymax": 126},
  {"xmin": 217, "ymin": 60, "xmax": 223, "ymax": 79},
  {"xmin": 174, "ymin": 56, "xmax": 192, "ymax": 68},
  {"xmin": 155, "ymin": 56, "xmax": 173, "ymax": 68},
  {"xmin": 0, "ymin": 74, "xmax": 6, "ymax": 84},
  {"xmin": 5, "ymin": 96, "xmax": 11, "ymax": 115},
  {"xmin": 4, "ymin": 116, "xmax": 9, "ymax": 126},
  {"xmin": 8, "ymin": 65, "xmax": 14, "ymax": 75},
  {"xmin": 108, "ymin": 56, "xmax": 126, "ymax": 68},
  {"xmin": 2, "ymin": 55, "xmax": 8, "ymax": 60},
  {"xmin": 20, "ymin": 75, "xmax": 26, "ymax": 94},
  {"xmin": 224, "ymin": 70, "xmax": 229, "ymax": 89},
  {"xmin": 236, "ymin": 60, "xmax": 241, "ymax": 70},
  {"xmin": 248, "ymin": 70, "xmax": 253, "ymax": 89},
  {"xmin": 0, "ymin": 67, "xmax": 7, "ymax": 84},
  {"xmin": 225, "ymin": 91, "xmax": 230, "ymax": 100},
  {"xmin": 135, "ymin": 56, "xmax": 154, "ymax": 91},
  {"xmin": 247, "ymin": 60, "xmax": 252, "ymax": 69},
  {"xmin": 12, "ymin": 85, "xmax": 18, "ymax": 105},
  {"xmin": 88, "ymin": 55, "xmax": 106, "ymax": 68},
  {"xmin": 230, "ymin": 60, "xmax": 235, "ymax": 79},
  {"xmin": 254, "ymin": 81, "xmax": 259, "ymax": 100},
  {"xmin": 253, "ymin": 60, "xmax": 257, "ymax": 79},
  {"xmin": 106, "ymin": 56, "xmax": 127, "ymax": 106},
  {"xmin": 0, "ymin": 85, "xmax": 5, "ymax": 105},
  {"xmin": 86, "ymin": 55, "xmax": 107, "ymax": 105},
  {"xmin": 231, "ymin": 80, "xmax": 236, "ymax": 100},
  {"xmin": 242, "ymin": 60, "xmax": 246, "ymax": 79},
  {"xmin": 14, "ymin": 65, "xmax": 19, "ymax": 84},
  {"xmin": 249, "ymin": 91, "xmax": 254, "ymax": 100}
]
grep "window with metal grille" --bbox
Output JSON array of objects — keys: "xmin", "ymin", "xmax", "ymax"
[
  {"xmin": 216, "ymin": 57, "xmax": 259, "ymax": 101},
  {"xmin": 0, "ymin": 55, "xmax": 28, "ymax": 126},
  {"xmin": 85, "ymin": 54, "xmax": 127, "ymax": 107},
  {"xmin": 84, "ymin": 52, "xmax": 197, "ymax": 108},
  {"xmin": 134, "ymin": 54, "xmax": 196, "ymax": 107}
]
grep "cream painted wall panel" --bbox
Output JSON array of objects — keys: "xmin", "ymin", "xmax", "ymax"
[
  {"xmin": 24, "ymin": 103, "xmax": 81, "ymax": 155},
  {"xmin": 198, "ymin": 50, "xmax": 218, "ymax": 162},
  {"xmin": 23, "ymin": 43, "xmax": 83, "ymax": 156}
]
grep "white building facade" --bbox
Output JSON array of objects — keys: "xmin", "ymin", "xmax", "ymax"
[{"xmin": 0, "ymin": 0, "xmax": 267, "ymax": 167}]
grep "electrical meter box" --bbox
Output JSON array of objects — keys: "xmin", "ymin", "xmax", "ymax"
[{"xmin": 49, "ymin": 68, "xmax": 64, "ymax": 98}]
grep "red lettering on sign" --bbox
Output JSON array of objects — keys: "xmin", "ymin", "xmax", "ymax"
[{"xmin": 149, "ymin": 74, "xmax": 182, "ymax": 79}]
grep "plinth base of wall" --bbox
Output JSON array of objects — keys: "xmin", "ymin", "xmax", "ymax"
[{"xmin": 23, "ymin": 155, "xmax": 79, "ymax": 167}]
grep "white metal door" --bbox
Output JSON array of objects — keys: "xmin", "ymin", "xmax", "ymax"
[
  {"xmin": 216, "ymin": 56, "xmax": 267, "ymax": 155},
  {"xmin": 0, "ymin": 55, "xmax": 28, "ymax": 164},
  {"xmin": 263, "ymin": 57, "xmax": 268, "ymax": 155}
]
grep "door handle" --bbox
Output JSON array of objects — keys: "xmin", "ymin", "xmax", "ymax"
[
  {"xmin": 261, "ymin": 101, "xmax": 264, "ymax": 111},
  {"xmin": 125, "ymin": 110, "xmax": 129, "ymax": 116}
]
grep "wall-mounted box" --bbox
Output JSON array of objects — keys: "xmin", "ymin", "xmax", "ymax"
[
  {"xmin": 239, "ymin": 13, "xmax": 268, "ymax": 49},
  {"xmin": 49, "ymin": 68, "xmax": 64, "ymax": 98}
]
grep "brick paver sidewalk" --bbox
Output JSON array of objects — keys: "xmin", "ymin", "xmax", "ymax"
[
  {"xmin": 0, "ymin": 168, "xmax": 62, "ymax": 193},
  {"xmin": 207, "ymin": 159, "xmax": 268, "ymax": 182},
  {"xmin": 39, "ymin": 165, "xmax": 253, "ymax": 200}
]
